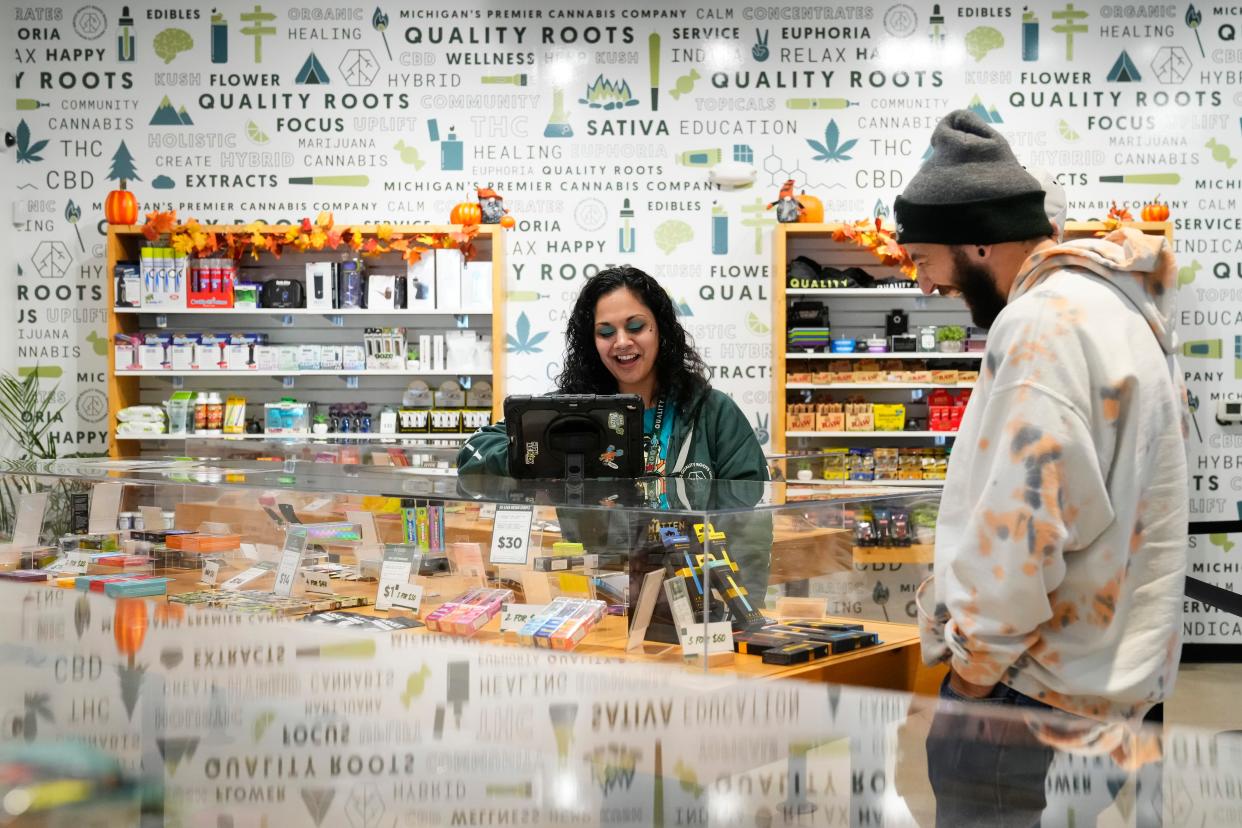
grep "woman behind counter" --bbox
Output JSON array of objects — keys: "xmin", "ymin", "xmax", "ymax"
[{"xmin": 457, "ymin": 265, "xmax": 768, "ymax": 482}]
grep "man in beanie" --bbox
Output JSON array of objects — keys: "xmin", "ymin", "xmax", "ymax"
[{"xmin": 899, "ymin": 109, "xmax": 1187, "ymax": 817}]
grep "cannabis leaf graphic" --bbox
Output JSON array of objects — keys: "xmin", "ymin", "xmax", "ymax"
[
  {"xmin": 15, "ymin": 119, "xmax": 48, "ymax": 163},
  {"xmin": 506, "ymin": 312, "xmax": 549, "ymax": 354},
  {"xmin": 807, "ymin": 119, "xmax": 856, "ymax": 163}
]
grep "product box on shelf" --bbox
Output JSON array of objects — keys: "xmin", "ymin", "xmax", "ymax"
[
  {"xmin": 139, "ymin": 333, "xmax": 172, "ymax": 370},
  {"xmin": 787, "ymin": 404, "xmax": 815, "ymax": 432},
  {"xmin": 169, "ymin": 334, "xmax": 197, "ymax": 371},
  {"xmin": 342, "ymin": 345, "xmax": 366, "ymax": 371},
  {"xmin": 366, "ymin": 274, "xmax": 398, "ymax": 311},
  {"xmin": 188, "ymin": 258, "xmax": 235, "ymax": 309},
  {"xmin": 816, "ymin": 403, "xmax": 844, "ymax": 432},
  {"xmin": 434, "ymin": 249, "xmax": 464, "ymax": 310},
  {"xmin": 406, "ymin": 255, "xmax": 435, "ymax": 311},
  {"xmin": 305, "ymin": 262, "xmax": 335, "ymax": 309},
  {"xmin": 337, "ymin": 260, "xmax": 364, "ymax": 309},
  {"xmin": 115, "ymin": 263, "xmax": 142, "ymax": 308},
  {"xmin": 462, "ymin": 261, "xmax": 492, "ymax": 312},
  {"xmin": 195, "ymin": 334, "xmax": 227, "ymax": 370},
  {"xmin": 113, "ymin": 334, "xmax": 141, "ymax": 371},
  {"xmin": 265, "ymin": 401, "xmax": 311, "ymax": 434},
  {"xmin": 873, "ymin": 404, "xmax": 906, "ymax": 432},
  {"xmin": 140, "ymin": 247, "xmax": 186, "ymax": 308},
  {"xmin": 845, "ymin": 403, "xmax": 874, "ymax": 432}
]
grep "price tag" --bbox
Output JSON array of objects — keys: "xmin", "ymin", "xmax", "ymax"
[
  {"xmin": 200, "ymin": 559, "xmax": 220, "ymax": 586},
  {"xmin": 663, "ymin": 577, "xmax": 697, "ymax": 646},
  {"xmin": 376, "ymin": 544, "xmax": 420, "ymax": 611},
  {"xmin": 626, "ymin": 570, "xmax": 666, "ymax": 652},
  {"xmin": 65, "ymin": 551, "xmax": 91, "ymax": 575},
  {"xmin": 303, "ymin": 571, "xmax": 334, "ymax": 595},
  {"xmin": 239, "ymin": 542, "xmax": 259, "ymax": 561},
  {"xmin": 681, "ymin": 621, "xmax": 734, "ymax": 659},
  {"xmin": 88, "ymin": 482, "xmax": 123, "ymax": 535},
  {"xmin": 273, "ymin": 529, "xmax": 309, "ymax": 597},
  {"xmin": 392, "ymin": 583, "xmax": 423, "ymax": 613},
  {"xmin": 489, "ymin": 504, "xmax": 533, "ymax": 565},
  {"xmin": 139, "ymin": 506, "xmax": 165, "ymax": 533},
  {"xmin": 220, "ymin": 561, "xmax": 275, "ymax": 592},
  {"xmin": 499, "ymin": 603, "xmax": 545, "ymax": 633}
]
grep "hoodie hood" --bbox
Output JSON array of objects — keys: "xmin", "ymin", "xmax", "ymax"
[{"xmin": 1010, "ymin": 226, "xmax": 1178, "ymax": 354}]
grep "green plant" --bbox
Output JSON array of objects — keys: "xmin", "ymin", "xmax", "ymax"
[
  {"xmin": 0, "ymin": 368, "xmax": 94, "ymax": 542},
  {"xmin": 936, "ymin": 325, "xmax": 966, "ymax": 342},
  {"xmin": 313, "ymin": 413, "xmax": 329, "ymax": 424}
]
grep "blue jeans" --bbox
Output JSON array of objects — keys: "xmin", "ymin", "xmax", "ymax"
[{"xmin": 926, "ymin": 675, "xmax": 1056, "ymax": 828}]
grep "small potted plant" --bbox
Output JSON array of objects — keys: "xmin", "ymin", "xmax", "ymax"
[
  {"xmin": 796, "ymin": 459, "xmax": 814, "ymax": 481},
  {"xmin": 936, "ymin": 325, "xmax": 965, "ymax": 353},
  {"xmin": 312, "ymin": 413, "xmax": 329, "ymax": 435}
]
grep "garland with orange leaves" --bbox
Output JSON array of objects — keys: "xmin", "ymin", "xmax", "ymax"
[
  {"xmin": 822, "ymin": 218, "xmax": 917, "ymax": 279},
  {"xmin": 141, "ymin": 210, "xmax": 479, "ymax": 264}
]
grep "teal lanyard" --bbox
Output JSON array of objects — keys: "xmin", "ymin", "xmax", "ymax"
[{"xmin": 644, "ymin": 398, "xmax": 675, "ymax": 476}]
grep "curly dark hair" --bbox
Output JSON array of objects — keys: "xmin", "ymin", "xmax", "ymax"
[{"xmin": 556, "ymin": 265, "xmax": 710, "ymax": 412}]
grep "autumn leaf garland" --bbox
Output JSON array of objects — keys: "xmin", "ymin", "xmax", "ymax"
[
  {"xmin": 826, "ymin": 217, "xmax": 917, "ymax": 279},
  {"xmin": 140, "ymin": 210, "xmax": 479, "ymax": 264}
]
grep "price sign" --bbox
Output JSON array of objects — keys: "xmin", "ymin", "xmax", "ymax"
[
  {"xmin": 376, "ymin": 544, "xmax": 420, "ymax": 611},
  {"xmin": 392, "ymin": 583, "xmax": 423, "ymax": 613},
  {"xmin": 303, "ymin": 571, "xmax": 334, "ymax": 595},
  {"xmin": 65, "ymin": 551, "xmax": 91, "ymax": 575},
  {"xmin": 220, "ymin": 561, "xmax": 275, "ymax": 592},
  {"xmin": 499, "ymin": 603, "xmax": 545, "ymax": 633},
  {"xmin": 681, "ymin": 621, "xmax": 734, "ymax": 659},
  {"xmin": 12, "ymin": 492, "xmax": 48, "ymax": 549},
  {"xmin": 88, "ymin": 482, "xmax": 123, "ymax": 535},
  {"xmin": 200, "ymin": 559, "xmax": 220, "ymax": 586},
  {"xmin": 489, "ymin": 504, "xmax": 533, "ymax": 565},
  {"xmin": 273, "ymin": 529, "xmax": 309, "ymax": 598}
]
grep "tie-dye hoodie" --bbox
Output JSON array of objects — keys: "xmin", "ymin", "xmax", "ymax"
[{"xmin": 919, "ymin": 227, "xmax": 1189, "ymax": 721}]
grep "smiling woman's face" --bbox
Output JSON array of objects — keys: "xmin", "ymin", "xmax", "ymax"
[{"xmin": 593, "ymin": 287, "xmax": 660, "ymax": 404}]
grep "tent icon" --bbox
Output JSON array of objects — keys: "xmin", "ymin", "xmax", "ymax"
[
  {"xmin": 1107, "ymin": 51, "xmax": 1141, "ymax": 82},
  {"xmin": 296, "ymin": 52, "xmax": 330, "ymax": 84}
]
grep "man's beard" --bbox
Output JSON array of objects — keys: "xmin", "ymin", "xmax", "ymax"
[{"xmin": 950, "ymin": 247, "xmax": 1008, "ymax": 329}]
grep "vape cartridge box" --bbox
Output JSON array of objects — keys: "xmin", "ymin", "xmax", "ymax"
[
  {"xmin": 762, "ymin": 641, "xmax": 830, "ymax": 666},
  {"xmin": 462, "ymin": 261, "xmax": 492, "ymax": 312},
  {"xmin": 434, "ymin": 248, "xmax": 464, "ymax": 310},
  {"xmin": 305, "ymin": 262, "xmax": 335, "ymax": 309},
  {"xmin": 549, "ymin": 599, "xmax": 606, "ymax": 650},
  {"xmin": 297, "ymin": 344, "xmax": 322, "ymax": 371},
  {"xmin": 406, "ymin": 255, "xmax": 436, "ymax": 311},
  {"xmin": 342, "ymin": 345, "xmax": 366, "ymax": 371}
]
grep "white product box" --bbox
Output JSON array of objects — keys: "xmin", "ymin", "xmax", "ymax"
[
  {"xmin": 226, "ymin": 344, "xmax": 251, "ymax": 371},
  {"xmin": 462, "ymin": 261, "xmax": 492, "ymax": 312},
  {"xmin": 434, "ymin": 249, "xmax": 464, "ymax": 310},
  {"xmin": 168, "ymin": 343, "xmax": 195, "ymax": 371},
  {"xmin": 432, "ymin": 334, "xmax": 446, "ymax": 373},
  {"xmin": 276, "ymin": 345, "xmax": 300, "ymax": 372},
  {"xmin": 419, "ymin": 335, "xmax": 432, "ymax": 373},
  {"xmin": 342, "ymin": 345, "xmax": 366, "ymax": 371},
  {"xmin": 406, "ymin": 255, "xmax": 436, "ymax": 311},
  {"xmin": 305, "ymin": 262, "xmax": 335, "ymax": 309},
  {"xmin": 366, "ymin": 274, "xmax": 397, "ymax": 311},
  {"xmin": 138, "ymin": 344, "xmax": 165, "ymax": 371},
  {"xmin": 320, "ymin": 345, "xmax": 343, "ymax": 371},
  {"xmin": 254, "ymin": 345, "xmax": 278, "ymax": 371},
  {"xmin": 297, "ymin": 344, "xmax": 322, "ymax": 371}
]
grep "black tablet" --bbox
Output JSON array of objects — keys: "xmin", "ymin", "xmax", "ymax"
[{"xmin": 504, "ymin": 394, "xmax": 645, "ymax": 480}]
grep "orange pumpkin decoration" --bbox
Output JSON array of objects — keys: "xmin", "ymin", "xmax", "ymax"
[
  {"xmin": 1141, "ymin": 197, "xmax": 1170, "ymax": 222},
  {"xmin": 796, "ymin": 191, "xmax": 825, "ymax": 224},
  {"xmin": 499, "ymin": 215, "xmax": 515, "ymax": 229},
  {"xmin": 105, "ymin": 179, "xmax": 138, "ymax": 225},
  {"xmin": 450, "ymin": 201, "xmax": 481, "ymax": 226}
]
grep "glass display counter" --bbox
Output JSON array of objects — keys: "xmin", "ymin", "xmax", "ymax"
[
  {"xmin": 0, "ymin": 458, "xmax": 935, "ymax": 689},
  {"xmin": 0, "ymin": 580, "xmax": 1225, "ymax": 826}
]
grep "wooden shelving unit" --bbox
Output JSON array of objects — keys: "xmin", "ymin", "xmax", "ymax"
[
  {"xmin": 770, "ymin": 220, "xmax": 1174, "ymax": 459},
  {"xmin": 106, "ymin": 224, "xmax": 506, "ymax": 458}
]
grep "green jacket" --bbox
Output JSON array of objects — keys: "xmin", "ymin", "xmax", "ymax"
[
  {"xmin": 456, "ymin": 389, "xmax": 773, "ymax": 606},
  {"xmin": 456, "ymin": 389, "xmax": 768, "ymax": 482}
]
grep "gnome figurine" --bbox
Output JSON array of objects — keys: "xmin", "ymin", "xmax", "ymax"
[
  {"xmin": 477, "ymin": 186, "xmax": 508, "ymax": 224},
  {"xmin": 766, "ymin": 179, "xmax": 805, "ymax": 223}
]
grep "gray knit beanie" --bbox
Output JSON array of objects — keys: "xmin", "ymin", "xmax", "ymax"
[{"xmin": 894, "ymin": 109, "xmax": 1053, "ymax": 245}]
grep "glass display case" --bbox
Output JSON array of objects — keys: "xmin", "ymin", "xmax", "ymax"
[
  {"xmin": 0, "ymin": 458, "xmax": 938, "ymax": 688},
  {"xmin": 0, "ymin": 577, "xmax": 1221, "ymax": 826}
]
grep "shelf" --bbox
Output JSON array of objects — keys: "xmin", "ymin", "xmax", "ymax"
[
  {"xmin": 786, "ymin": 382, "xmax": 974, "ymax": 390},
  {"xmin": 785, "ymin": 352, "xmax": 983, "ymax": 360},
  {"xmin": 790, "ymin": 478, "xmax": 945, "ymax": 488},
  {"xmin": 114, "ymin": 432, "xmax": 472, "ymax": 442},
  {"xmin": 113, "ymin": 307, "xmax": 492, "ymax": 316},
  {"xmin": 115, "ymin": 369, "xmax": 490, "ymax": 378},
  {"xmin": 785, "ymin": 431, "xmax": 957, "ymax": 439}
]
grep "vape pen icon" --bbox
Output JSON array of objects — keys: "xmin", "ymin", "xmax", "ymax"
[
  {"xmin": 711, "ymin": 203, "xmax": 728, "ymax": 255},
  {"xmin": 117, "ymin": 6, "xmax": 135, "ymax": 62},
  {"xmin": 618, "ymin": 199, "xmax": 636, "ymax": 253},
  {"xmin": 441, "ymin": 127, "xmax": 463, "ymax": 171},
  {"xmin": 1022, "ymin": 8, "xmax": 1039, "ymax": 61},
  {"xmin": 211, "ymin": 9, "xmax": 228, "ymax": 63}
]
